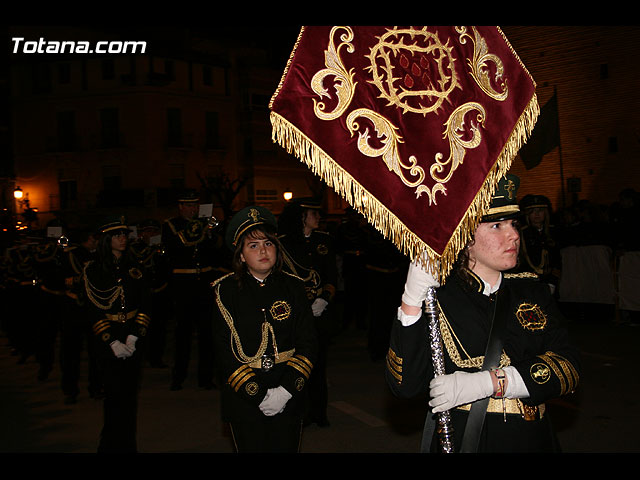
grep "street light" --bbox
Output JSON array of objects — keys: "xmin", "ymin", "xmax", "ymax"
[
  {"xmin": 14, "ymin": 186, "xmax": 23, "ymax": 200},
  {"xmin": 283, "ymin": 190, "xmax": 293, "ymax": 201}
]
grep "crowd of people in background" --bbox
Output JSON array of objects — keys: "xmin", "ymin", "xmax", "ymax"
[{"xmin": 0, "ymin": 185, "xmax": 637, "ymax": 451}]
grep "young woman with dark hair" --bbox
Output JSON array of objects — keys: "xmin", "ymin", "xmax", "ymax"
[
  {"xmin": 386, "ymin": 175, "xmax": 580, "ymax": 453},
  {"xmin": 83, "ymin": 216, "xmax": 151, "ymax": 453},
  {"xmin": 212, "ymin": 206, "xmax": 318, "ymax": 453}
]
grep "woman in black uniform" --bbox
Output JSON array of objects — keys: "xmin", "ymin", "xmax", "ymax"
[
  {"xmin": 386, "ymin": 175, "xmax": 580, "ymax": 453},
  {"xmin": 84, "ymin": 216, "xmax": 151, "ymax": 453},
  {"xmin": 212, "ymin": 206, "xmax": 318, "ymax": 453}
]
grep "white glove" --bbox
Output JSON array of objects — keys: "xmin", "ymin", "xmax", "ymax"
[
  {"xmin": 401, "ymin": 258, "xmax": 440, "ymax": 308},
  {"xmin": 110, "ymin": 340, "xmax": 133, "ymax": 359},
  {"xmin": 259, "ymin": 386, "xmax": 293, "ymax": 416},
  {"xmin": 125, "ymin": 335, "xmax": 138, "ymax": 353},
  {"xmin": 429, "ymin": 371, "xmax": 493, "ymax": 413},
  {"xmin": 311, "ymin": 298, "xmax": 328, "ymax": 317}
]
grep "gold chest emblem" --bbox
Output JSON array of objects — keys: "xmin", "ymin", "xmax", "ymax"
[
  {"xmin": 270, "ymin": 300, "xmax": 291, "ymax": 322},
  {"xmin": 516, "ymin": 303, "xmax": 547, "ymax": 331}
]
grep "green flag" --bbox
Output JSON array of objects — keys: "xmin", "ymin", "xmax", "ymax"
[{"xmin": 519, "ymin": 92, "xmax": 560, "ymax": 170}]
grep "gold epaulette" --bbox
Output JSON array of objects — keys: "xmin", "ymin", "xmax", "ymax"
[
  {"xmin": 210, "ymin": 272, "xmax": 233, "ymax": 289},
  {"xmin": 504, "ymin": 272, "xmax": 539, "ymax": 279},
  {"xmin": 282, "ymin": 270, "xmax": 305, "ymax": 283},
  {"xmin": 163, "ymin": 218, "xmax": 178, "ymax": 235}
]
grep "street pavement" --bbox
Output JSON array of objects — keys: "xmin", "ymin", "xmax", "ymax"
[{"xmin": 1, "ymin": 307, "xmax": 639, "ymax": 455}]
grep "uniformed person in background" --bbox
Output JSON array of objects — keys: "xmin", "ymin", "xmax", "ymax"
[
  {"xmin": 212, "ymin": 206, "xmax": 317, "ymax": 452},
  {"xmin": 3, "ymin": 234, "xmax": 39, "ymax": 365},
  {"xmin": 131, "ymin": 219, "xmax": 171, "ymax": 368},
  {"xmin": 32, "ymin": 222, "xmax": 68, "ymax": 382},
  {"xmin": 59, "ymin": 226, "xmax": 102, "ymax": 403},
  {"xmin": 84, "ymin": 216, "xmax": 151, "ymax": 453},
  {"xmin": 387, "ymin": 175, "xmax": 580, "ymax": 453},
  {"xmin": 363, "ymin": 225, "xmax": 408, "ymax": 361},
  {"xmin": 278, "ymin": 198, "xmax": 337, "ymax": 428},
  {"xmin": 516, "ymin": 194, "xmax": 562, "ymax": 295},
  {"xmin": 335, "ymin": 208, "xmax": 369, "ymax": 330},
  {"xmin": 161, "ymin": 189, "xmax": 224, "ymax": 391}
]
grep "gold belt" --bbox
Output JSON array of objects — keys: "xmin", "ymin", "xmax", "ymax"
[
  {"xmin": 172, "ymin": 266, "xmax": 213, "ymax": 274},
  {"xmin": 248, "ymin": 349, "xmax": 295, "ymax": 369},
  {"xmin": 457, "ymin": 398, "xmax": 545, "ymax": 421},
  {"xmin": 105, "ymin": 310, "xmax": 138, "ymax": 323}
]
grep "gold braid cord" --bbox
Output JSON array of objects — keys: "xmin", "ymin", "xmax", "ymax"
[
  {"xmin": 214, "ymin": 281, "xmax": 279, "ymax": 365},
  {"xmin": 83, "ymin": 263, "xmax": 123, "ymax": 311},
  {"xmin": 438, "ymin": 303, "xmax": 511, "ymax": 370}
]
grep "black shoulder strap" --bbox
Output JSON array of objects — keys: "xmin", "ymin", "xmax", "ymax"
[{"xmin": 459, "ymin": 285, "xmax": 510, "ymax": 453}]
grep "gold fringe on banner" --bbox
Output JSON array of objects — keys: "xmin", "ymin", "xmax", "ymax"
[
  {"xmin": 270, "ymin": 92, "xmax": 539, "ymax": 283},
  {"xmin": 269, "ymin": 26, "xmax": 540, "ymax": 283}
]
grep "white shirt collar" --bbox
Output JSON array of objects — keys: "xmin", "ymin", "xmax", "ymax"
[{"xmin": 481, "ymin": 273, "xmax": 503, "ymax": 296}]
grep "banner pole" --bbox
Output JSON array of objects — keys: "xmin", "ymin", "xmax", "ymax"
[{"xmin": 425, "ymin": 286, "xmax": 454, "ymax": 453}]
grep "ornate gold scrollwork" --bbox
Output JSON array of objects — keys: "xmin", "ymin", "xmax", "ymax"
[
  {"xmin": 429, "ymin": 102, "xmax": 486, "ymax": 185},
  {"xmin": 346, "ymin": 108, "xmax": 426, "ymax": 189},
  {"xmin": 308, "ymin": 26, "xmax": 493, "ymax": 207},
  {"xmin": 365, "ymin": 26, "xmax": 460, "ymax": 115},
  {"xmin": 311, "ymin": 26, "xmax": 357, "ymax": 121},
  {"xmin": 457, "ymin": 26, "xmax": 508, "ymax": 102}
]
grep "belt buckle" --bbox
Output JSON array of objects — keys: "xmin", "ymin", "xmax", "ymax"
[
  {"xmin": 117, "ymin": 312, "xmax": 126, "ymax": 322},
  {"xmin": 260, "ymin": 354, "xmax": 275, "ymax": 372},
  {"xmin": 520, "ymin": 403, "xmax": 538, "ymax": 421}
]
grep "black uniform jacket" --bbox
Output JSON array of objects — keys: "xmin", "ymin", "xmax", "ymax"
[
  {"xmin": 386, "ymin": 269, "xmax": 580, "ymax": 408},
  {"xmin": 161, "ymin": 216, "xmax": 223, "ymax": 286},
  {"xmin": 279, "ymin": 231, "xmax": 337, "ymax": 304},
  {"xmin": 34, "ymin": 241, "xmax": 66, "ymax": 296},
  {"xmin": 84, "ymin": 257, "xmax": 152, "ymax": 356},
  {"xmin": 130, "ymin": 240, "xmax": 170, "ymax": 294},
  {"xmin": 212, "ymin": 270, "xmax": 318, "ymax": 422},
  {"xmin": 62, "ymin": 244, "xmax": 96, "ymax": 306}
]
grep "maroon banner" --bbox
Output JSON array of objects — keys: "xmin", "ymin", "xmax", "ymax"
[{"xmin": 270, "ymin": 26, "xmax": 538, "ymax": 281}]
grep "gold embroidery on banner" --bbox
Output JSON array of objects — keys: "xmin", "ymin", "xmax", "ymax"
[
  {"xmin": 270, "ymin": 26, "xmax": 541, "ymax": 283},
  {"xmin": 365, "ymin": 26, "xmax": 460, "ymax": 115},
  {"xmin": 457, "ymin": 26, "xmax": 508, "ymax": 102},
  {"xmin": 516, "ymin": 303, "xmax": 548, "ymax": 331},
  {"xmin": 311, "ymin": 26, "xmax": 357, "ymax": 121},
  {"xmin": 345, "ymin": 108, "xmax": 429, "ymax": 194},
  {"xmin": 428, "ymin": 102, "xmax": 486, "ymax": 185}
]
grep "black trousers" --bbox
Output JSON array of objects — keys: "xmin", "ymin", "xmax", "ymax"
[
  {"xmin": 230, "ymin": 417, "xmax": 303, "ymax": 453},
  {"xmin": 34, "ymin": 290, "xmax": 64, "ymax": 379},
  {"xmin": 171, "ymin": 279, "xmax": 214, "ymax": 386},
  {"xmin": 97, "ymin": 350, "xmax": 143, "ymax": 453},
  {"xmin": 59, "ymin": 300, "xmax": 103, "ymax": 398},
  {"xmin": 147, "ymin": 291, "xmax": 171, "ymax": 366},
  {"xmin": 306, "ymin": 321, "xmax": 329, "ymax": 423}
]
